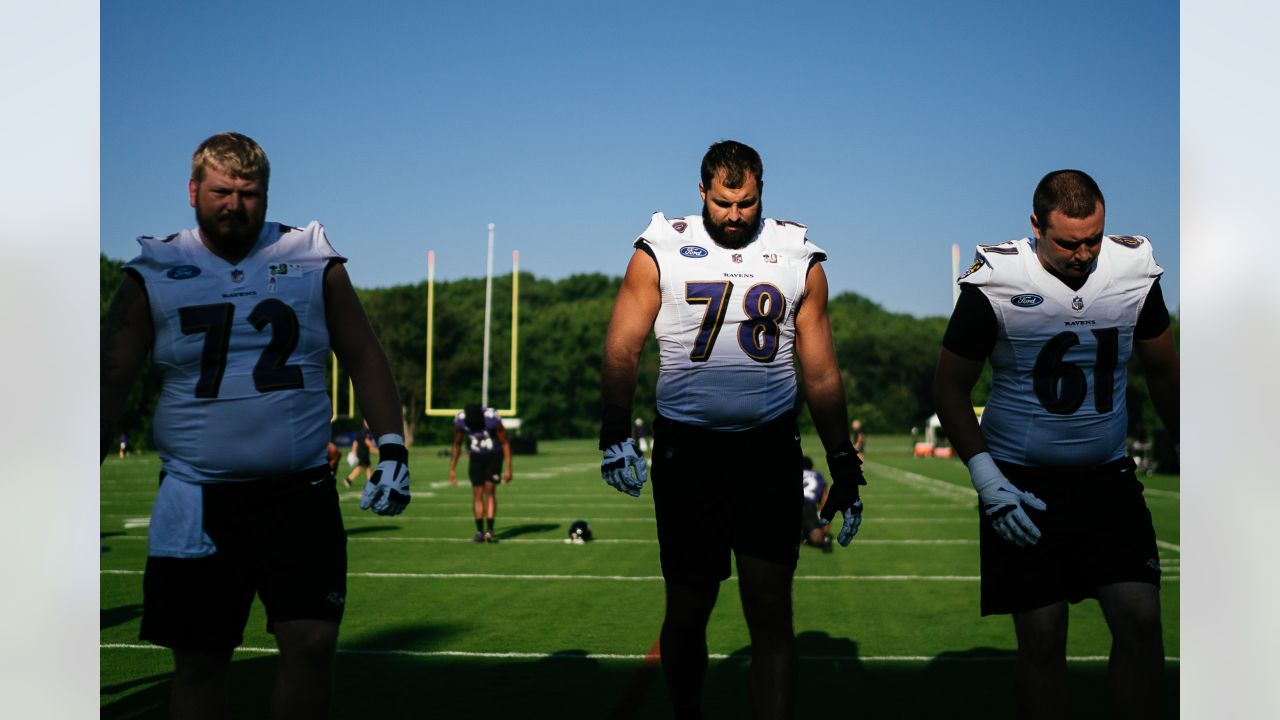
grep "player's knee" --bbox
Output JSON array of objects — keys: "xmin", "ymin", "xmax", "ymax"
[
  {"xmin": 172, "ymin": 648, "xmax": 233, "ymax": 684},
  {"xmin": 275, "ymin": 621, "xmax": 339, "ymax": 661}
]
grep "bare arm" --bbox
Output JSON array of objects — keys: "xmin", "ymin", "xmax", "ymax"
[
  {"xmin": 325, "ymin": 263, "xmax": 402, "ymax": 441},
  {"xmin": 448, "ymin": 429, "xmax": 463, "ymax": 486},
  {"xmin": 100, "ymin": 273, "xmax": 153, "ymax": 462},
  {"xmin": 931, "ymin": 347, "xmax": 988, "ymax": 462},
  {"xmin": 794, "ymin": 263, "xmax": 849, "ymax": 455},
  {"xmin": 496, "ymin": 424, "xmax": 513, "ymax": 482},
  {"xmin": 1135, "ymin": 327, "xmax": 1179, "ymax": 442},
  {"xmin": 600, "ymin": 250, "xmax": 661, "ymax": 435}
]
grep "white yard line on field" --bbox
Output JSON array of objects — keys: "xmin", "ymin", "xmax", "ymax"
[
  {"xmin": 863, "ymin": 462, "xmax": 976, "ymax": 502},
  {"xmin": 102, "ymin": 536, "xmax": 979, "ymax": 546}
]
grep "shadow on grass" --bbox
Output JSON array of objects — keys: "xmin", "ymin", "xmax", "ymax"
[
  {"xmin": 344, "ymin": 525, "xmax": 401, "ymax": 537},
  {"xmin": 494, "ymin": 523, "xmax": 560, "ymax": 540},
  {"xmin": 101, "ymin": 603, "xmax": 144, "ymax": 631},
  {"xmin": 101, "ymin": 636, "xmax": 1179, "ymax": 719}
]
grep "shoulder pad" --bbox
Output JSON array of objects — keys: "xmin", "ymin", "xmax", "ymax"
[
  {"xmin": 635, "ymin": 212, "xmax": 688, "ymax": 248},
  {"xmin": 957, "ymin": 238, "xmax": 1028, "ymax": 285},
  {"xmin": 978, "ymin": 240, "xmax": 1020, "ymax": 256}
]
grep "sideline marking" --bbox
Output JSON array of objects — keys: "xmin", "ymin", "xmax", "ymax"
[{"xmin": 99, "ymin": 643, "xmax": 1180, "ymax": 664}]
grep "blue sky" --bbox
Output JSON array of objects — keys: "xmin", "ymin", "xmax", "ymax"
[{"xmin": 101, "ymin": 0, "xmax": 1178, "ymax": 318}]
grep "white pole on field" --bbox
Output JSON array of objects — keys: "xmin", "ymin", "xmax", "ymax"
[{"xmin": 482, "ymin": 223, "xmax": 495, "ymax": 408}]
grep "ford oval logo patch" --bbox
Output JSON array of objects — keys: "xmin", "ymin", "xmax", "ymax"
[
  {"xmin": 167, "ymin": 265, "xmax": 202, "ymax": 280},
  {"xmin": 679, "ymin": 245, "xmax": 708, "ymax": 258},
  {"xmin": 1010, "ymin": 294, "xmax": 1043, "ymax": 307}
]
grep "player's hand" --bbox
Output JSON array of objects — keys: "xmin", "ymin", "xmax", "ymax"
[
  {"xmin": 361, "ymin": 436, "xmax": 410, "ymax": 516},
  {"xmin": 966, "ymin": 451, "xmax": 1046, "ymax": 547},
  {"xmin": 820, "ymin": 441, "xmax": 867, "ymax": 546},
  {"xmin": 503, "ymin": 468, "xmax": 512, "ymax": 484},
  {"xmin": 601, "ymin": 438, "xmax": 648, "ymax": 497}
]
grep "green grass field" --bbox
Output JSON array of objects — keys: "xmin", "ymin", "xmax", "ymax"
[{"xmin": 100, "ymin": 435, "xmax": 1179, "ymax": 717}]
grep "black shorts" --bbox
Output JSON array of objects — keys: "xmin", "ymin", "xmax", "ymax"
[
  {"xmin": 800, "ymin": 503, "xmax": 823, "ymax": 535},
  {"xmin": 650, "ymin": 413, "xmax": 803, "ymax": 584},
  {"xmin": 140, "ymin": 466, "xmax": 348, "ymax": 650},
  {"xmin": 979, "ymin": 457, "xmax": 1161, "ymax": 616},
  {"xmin": 469, "ymin": 453, "xmax": 503, "ymax": 486}
]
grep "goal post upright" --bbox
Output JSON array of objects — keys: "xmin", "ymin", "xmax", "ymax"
[{"xmin": 424, "ymin": 245, "xmax": 519, "ymax": 418}]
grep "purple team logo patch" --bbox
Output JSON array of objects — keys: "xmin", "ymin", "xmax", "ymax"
[
  {"xmin": 1010, "ymin": 293, "xmax": 1043, "ymax": 307},
  {"xmin": 166, "ymin": 265, "xmax": 201, "ymax": 280},
  {"xmin": 1072, "ymin": 296, "xmax": 1085, "ymax": 311},
  {"xmin": 679, "ymin": 245, "xmax": 708, "ymax": 258},
  {"xmin": 671, "ymin": 220, "xmax": 688, "ymax": 233},
  {"xmin": 1109, "ymin": 235, "xmax": 1145, "ymax": 248},
  {"xmin": 732, "ymin": 254, "xmax": 743, "ymax": 264}
]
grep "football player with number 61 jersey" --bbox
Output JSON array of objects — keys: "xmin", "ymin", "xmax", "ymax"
[
  {"xmin": 933, "ymin": 169, "xmax": 1179, "ymax": 719},
  {"xmin": 100, "ymin": 132, "xmax": 409, "ymax": 719}
]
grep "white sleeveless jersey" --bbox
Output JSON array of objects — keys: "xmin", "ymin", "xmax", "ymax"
[
  {"xmin": 126, "ymin": 221, "xmax": 343, "ymax": 483},
  {"xmin": 959, "ymin": 235, "xmax": 1162, "ymax": 467},
  {"xmin": 637, "ymin": 213, "xmax": 825, "ymax": 430}
]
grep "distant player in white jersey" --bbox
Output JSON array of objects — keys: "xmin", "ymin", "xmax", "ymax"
[
  {"xmin": 100, "ymin": 132, "xmax": 409, "ymax": 720},
  {"xmin": 600, "ymin": 140, "xmax": 867, "ymax": 719},
  {"xmin": 933, "ymin": 170, "xmax": 1179, "ymax": 720}
]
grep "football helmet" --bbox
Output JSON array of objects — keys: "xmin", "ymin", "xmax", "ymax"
[{"xmin": 568, "ymin": 519, "xmax": 593, "ymax": 543}]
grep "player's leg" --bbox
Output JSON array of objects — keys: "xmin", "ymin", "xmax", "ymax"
[
  {"xmin": 1011, "ymin": 601, "xmax": 1070, "ymax": 720},
  {"xmin": 661, "ymin": 579, "xmax": 721, "ymax": 719},
  {"xmin": 649, "ymin": 416, "xmax": 731, "ymax": 718},
  {"xmin": 483, "ymin": 479, "xmax": 499, "ymax": 541},
  {"xmin": 272, "ymin": 619, "xmax": 339, "ymax": 720},
  {"xmin": 736, "ymin": 554, "xmax": 797, "ymax": 720},
  {"xmin": 251, "ymin": 469, "xmax": 347, "ymax": 720},
  {"xmin": 1096, "ymin": 582, "xmax": 1163, "ymax": 719},
  {"xmin": 170, "ymin": 647, "xmax": 234, "ymax": 720}
]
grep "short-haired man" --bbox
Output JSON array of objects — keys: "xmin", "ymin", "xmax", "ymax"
[
  {"xmin": 449, "ymin": 403, "xmax": 513, "ymax": 542},
  {"xmin": 600, "ymin": 140, "xmax": 867, "ymax": 719},
  {"xmin": 933, "ymin": 169, "xmax": 1178, "ymax": 719},
  {"xmin": 101, "ymin": 132, "xmax": 410, "ymax": 719}
]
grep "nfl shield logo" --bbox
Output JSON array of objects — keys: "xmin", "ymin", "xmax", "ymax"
[
  {"xmin": 231, "ymin": 269, "xmax": 245, "ymax": 283},
  {"xmin": 1072, "ymin": 295, "xmax": 1084, "ymax": 311},
  {"xmin": 732, "ymin": 254, "xmax": 743, "ymax": 264}
]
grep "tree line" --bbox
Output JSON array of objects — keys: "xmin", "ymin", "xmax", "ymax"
[{"xmin": 101, "ymin": 254, "xmax": 1175, "ymax": 447}]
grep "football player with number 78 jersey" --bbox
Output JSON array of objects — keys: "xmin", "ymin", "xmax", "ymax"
[
  {"xmin": 100, "ymin": 132, "xmax": 408, "ymax": 719},
  {"xmin": 600, "ymin": 140, "xmax": 867, "ymax": 719},
  {"xmin": 933, "ymin": 169, "xmax": 1179, "ymax": 719}
]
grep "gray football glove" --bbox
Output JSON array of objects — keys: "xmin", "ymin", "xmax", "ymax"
[
  {"xmin": 819, "ymin": 441, "xmax": 867, "ymax": 546},
  {"xmin": 601, "ymin": 438, "xmax": 648, "ymax": 497},
  {"xmin": 360, "ymin": 435, "xmax": 410, "ymax": 516},
  {"xmin": 967, "ymin": 451, "xmax": 1046, "ymax": 547}
]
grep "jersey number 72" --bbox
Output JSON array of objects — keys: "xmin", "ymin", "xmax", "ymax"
[{"xmin": 179, "ymin": 299, "xmax": 304, "ymax": 398}]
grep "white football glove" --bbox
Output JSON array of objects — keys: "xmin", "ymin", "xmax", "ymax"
[
  {"xmin": 601, "ymin": 438, "xmax": 648, "ymax": 497},
  {"xmin": 360, "ymin": 434, "xmax": 410, "ymax": 516},
  {"xmin": 966, "ymin": 451, "xmax": 1047, "ymax": 547}
]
